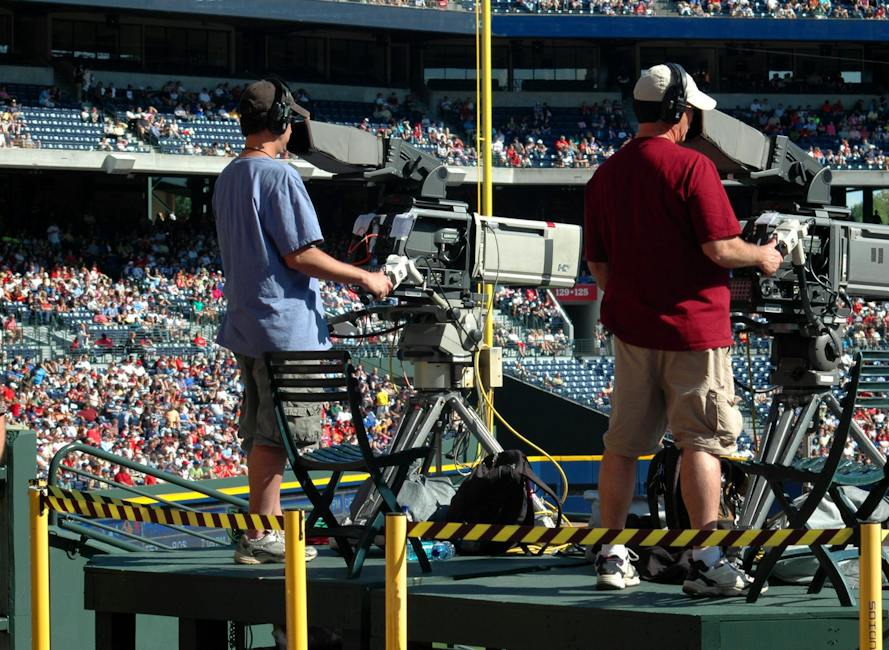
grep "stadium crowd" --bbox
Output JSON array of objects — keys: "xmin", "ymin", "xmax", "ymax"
[
  {"xmin": 11, "ymin": 350, "xmax": 409, "ymax": 488},
  {"xmin": 8, "ymin": 77, "xmax": 889, "ymax": 169},
  {"xmin": 727, "ymin": 96, "xmax": 889, "ymax": 169},
  {"xmin": 0, "ymin": 226, "xmax": 457, "ymax": 485},
  {"xmin": 1, "ymin": 223, "xmax": 887, "ymax": 480},
  {"xmin": 675, "ymin": 0, "xmax": 889, "ymax": 18}
]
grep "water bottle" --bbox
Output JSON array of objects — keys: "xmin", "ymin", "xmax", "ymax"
[
  {"xmin": 405, "ymin": 540, "xmax": 456, "ymax": 561},
  {"xmin": 430, "ymin": 540, "xmax": 455, "ymax": 561},
  {"xmin": 406, "ymin": 539, "xmax": 435, "ymax": 562}
]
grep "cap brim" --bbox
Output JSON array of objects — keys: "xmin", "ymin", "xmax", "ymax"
[{"xmin": 687, "ymin": 88, "xmax": 717, "ymax": 111}]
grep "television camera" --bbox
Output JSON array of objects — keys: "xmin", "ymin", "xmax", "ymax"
[
  {"xmin": 289, "ymin": 119, "xmax": 582, "ymax": 525},
  {"xmin": 685, "ymin": 109, "xmax": 889, "ymax": 530},
  {"xmin": 289, "ymin": 119, "xmax": 581, "ymax": 387},
  {"xmin": 686, "ymin": 109, "xmax": 889, "ymax": 389}
]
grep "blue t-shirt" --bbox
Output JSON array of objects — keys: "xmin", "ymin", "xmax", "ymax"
[{"xmin": 213, "ymin": 157, "xmax": 331, "ymax": 358}]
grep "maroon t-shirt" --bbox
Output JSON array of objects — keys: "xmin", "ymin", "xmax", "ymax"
[{"xmin": 584, "ymin": 137, "xmax": 740, "ymax": 351}]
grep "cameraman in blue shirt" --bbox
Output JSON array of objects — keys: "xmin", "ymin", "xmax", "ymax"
[{"xmin": 213, "ymin": 79, "xmax": 391, "ymax": 565}]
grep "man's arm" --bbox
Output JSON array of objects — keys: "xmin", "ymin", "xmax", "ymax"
[
  {"xmin": 285, "ymin": 245, "xmax": 392, "ymax": 299},
  {"xmin": 702, "ymin": 237, "xmax": 783, "ymax": 276},
  {"xmin": 587, "ymin": 261, "xmax": 610, "ymax": 291}
]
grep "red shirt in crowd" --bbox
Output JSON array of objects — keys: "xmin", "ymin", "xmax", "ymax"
[
  {"xmin": 584, "ymin": 136, "xmax": 740, "ymax": 351},
  {"xmin": 114, "ymin": 469, "xmax": 134, "ymax": 486}
]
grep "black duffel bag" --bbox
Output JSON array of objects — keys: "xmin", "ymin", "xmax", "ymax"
[{"xmin": 446, "ymin": 450, "xmax": 561, "ymax": 555}]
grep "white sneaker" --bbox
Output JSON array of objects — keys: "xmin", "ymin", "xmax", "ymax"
[
  {"xmin": 233, "ymin": 531, "xmax": 318, "ymax": 565},
  {"xmin": 682, "ymin": 557, "xmax": 767, "ymax": 597},
  {"xmin": 595, "ymin": 549, "xmax": 641, "ymax": 590}
]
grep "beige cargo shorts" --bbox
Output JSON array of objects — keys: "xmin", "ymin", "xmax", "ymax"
[
  {"xmin": 603, "ymin": 338, "xmax": 742, "ymax": 457},
  {"xmin": 235, "ymin": 354, "xmax": 323, "ymax": 454}
]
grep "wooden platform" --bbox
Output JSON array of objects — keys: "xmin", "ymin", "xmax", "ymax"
[{"xmin": 84, "ymin": 547, "xmax": 878, "ymax": 650}]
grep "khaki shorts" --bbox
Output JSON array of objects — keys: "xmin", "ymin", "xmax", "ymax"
[
  {"xmin": 236, "ymin": 354, "xmax": 322, "ymax": 454},
  {"xmin": 603, "ymin": 338, "xmax": 742, "ymax": 458}
]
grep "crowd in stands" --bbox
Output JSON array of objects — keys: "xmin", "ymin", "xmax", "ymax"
[
  {"xmin": 493, "ymin": 287, "xmax": 571, "ymax": 355},
  {"xmin": 0, "ymin": 218, "xmax": 886, "ymax": 482},
  {"xmin": 498, "ymin": 0, "xmax": 655, "ymax": 14},
  {"xmin": 727, "ymin": 95, "xmax": 889, "ymax": 170},
  {"xmin": 21, "ymin": 350, "xmax": 411, "ymax": 488},
  {"xmin": 487, "ymin": 100, "xmax": 630, "ymax": 168},
  {"xmin": 676, "ymin": 0, "xmax": 889, "ymax": 18},
  {"xmin": 0, "ymin": 97, "xmax": 29, "ymax": 148},
  {"xmin": 9, "ymin": 75, "xmax": 889, "ymax": 170},
  {"xmin": 0, "ymin": 225, "xmax": 441, "ymax": 485}
]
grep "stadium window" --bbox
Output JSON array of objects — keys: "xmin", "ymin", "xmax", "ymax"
[
  {"xmin": 51, "ymin": 18, "xmax": 143, "ymax": 65},
  {"xmin": 207, "ymin": 31, "xmax": 229, "ymax": 70},
  {"xmin": 144, "ymin": 25, "xmax": 229, "ymax": 74},
  {"xmin": 95, "ymin": 23, "xmax": 117, "ymax": 61},
  {"xmin": 186, "ymin": 29, "xmax": 208, "ymax": 67},
  {"xmin": 391, "ymin": 43, "xmax": 409, "ymax": 86},
  {"xmin": 144, "ymin": 25, "xmax": 167, "ymax": 68},
  {"xmin": 73, "ymin": 21, "xmax": 98, "ymax": 59},
  {"xmin": 0, "ymin": 14, "xmax": 11, "ymax": 55},
  {"xmin": 267, "ymin": 34, "xmax": 325, "ymax": 82},
  {"xmin": 329, "ymin": 39, "xmax": 385, "ymax": 85},
  {"xmin": 119, "ymin": 24, "xmax": 141, "ymax": 63},
  {"xmin": 511, "ymin": 44, "xmax": 593, "ymax": 87},
  {"xmin": 51, "ymin": 19, "xmax": 74, "ymax": 58}
]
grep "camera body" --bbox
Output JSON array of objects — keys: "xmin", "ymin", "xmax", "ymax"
[{"xmin": 352, "ymin": 202, "xmax": 582, "ymax": 298}]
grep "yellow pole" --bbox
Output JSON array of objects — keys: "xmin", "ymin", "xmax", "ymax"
[
  {"xmin": 860, "ymin": 523, "xmax": 883, "ymax": 650},
  {"xmin": 481, "ymin": 0, "xmax": 496, "ymax": 432},
  {"xmin": 284, "ymin": 510, "xmax": 308, "ymax": 650},
  {"xmin": 481, "ymin": 0, "xmax": 493, "ymax": 219},
  {"xmin": 30, "ymin": 489, "xmax": 50, "ymax": 650},
  {"xmin": 474, "ymin": 0, "xmax": 482, "ymax": 213},
  {"xmin": 385, "ymin": 513, "xmax": 407, "ymax": 650}
]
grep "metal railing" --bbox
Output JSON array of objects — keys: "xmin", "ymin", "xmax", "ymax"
[{"xmin": 47, "ymin": 442, "xmax": 249, "ymax": 550}]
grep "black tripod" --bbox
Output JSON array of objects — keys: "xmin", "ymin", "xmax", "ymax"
[{"xmin": 737, "ymin": 332, "xmax": 885, "ymax": 530}]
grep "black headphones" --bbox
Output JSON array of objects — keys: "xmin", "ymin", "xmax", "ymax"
[
  {"xmin": 264, "ymin": 77, "xmax": 294, "ymax": 135},
  {"xmin": 659, "ymin": 63, "xmax": 689, "ymax": 125}
]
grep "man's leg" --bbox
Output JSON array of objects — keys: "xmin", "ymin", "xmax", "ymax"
[
  {"xmin": 665, "ymin": 348, "xmax": 754, "ymax": 596},
  {"xmin": 678, "ymin": 448, "xmax": 720, "ymax": 531},
  {"xmin": 598, "ymin": 451, "xmax": 638, "ymax": 530},
  {"xmin": 233, "ymin": 353, "xmax": 289, "ymax": 565},
  {"xmin": 595, "ymin": 450, "xmax": 643, "ymax": 590},
  {"xmin": 595, "ymin": 339, "xmax": 665, "ymax": 590},
  {"xmin": 246, "ymin": 443, "xmax": 288, "ymax": 540}
]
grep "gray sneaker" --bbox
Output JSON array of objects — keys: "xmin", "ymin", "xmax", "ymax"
[
  {"xmin": 682, "ymin": 558, "xmax": 767, "ymax": 597},
  {"xmin": 595, "ymin": 550, "xmax": 641, "ymax": 590},
  {"xmin": 233, "ymin": 532, "xmax": 319, "ymax": 565}
]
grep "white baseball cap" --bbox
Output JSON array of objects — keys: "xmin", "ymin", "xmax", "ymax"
[{"xmin": 633, "ymin": 64, "xmax": 716, "ymax": 111}]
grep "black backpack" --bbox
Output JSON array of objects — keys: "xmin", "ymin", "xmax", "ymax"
[
  {"xmin": 446, "ymin": 450, "xmax": 562, "ymax": 555},
  {"xmin": 646, "ymin": 440, "xmax": 747, "ymax": 530}
]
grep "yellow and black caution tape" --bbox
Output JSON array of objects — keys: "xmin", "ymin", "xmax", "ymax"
[
  {"xmin": 43, "ymin": 485, "xmax": 285, "ymax": 531},
  {"xmin": 36, "ymin": 486, "xmax": 889, "ymax": 548},
  {"xmin": 405, "ymin": 521, "xmax": 879, "ymax": 548}
]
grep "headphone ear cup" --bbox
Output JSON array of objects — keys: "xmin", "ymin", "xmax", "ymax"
[
  {"xmin": 264, "ymin": 79, "xmax": 291, "ymax": 134},
  {"xmin": 661, "ymin": 87, "xmax": 678, "ymax": 124},
  {"xmin": 267, "ymin": 103, "xmax": 286, "ymax": 134}
]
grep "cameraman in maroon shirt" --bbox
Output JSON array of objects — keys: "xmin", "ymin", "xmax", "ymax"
[{"xmin": 585, "ymin": 64, "xmax": 783, "ymax": 596}]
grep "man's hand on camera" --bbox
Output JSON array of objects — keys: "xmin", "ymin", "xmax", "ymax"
[
  {"xmin": 758, "ymin": 240, "xmax": 784, "ymax": 276},
  {"xmin": 362, "ymin": 270, "xmax": 393, "ymax": 300}
]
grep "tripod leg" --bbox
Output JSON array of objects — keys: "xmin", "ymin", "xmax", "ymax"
[
  {"xmin": 825, "ymin": 393, "xmax": 886, "ymax": 466},
  {"xmin": 351, "ymin": 395, "xmax": 448, "ymax": 524},
  {"xmin": 739, "ymin": 394, "xmax": 822, "ymax": 530},
  {"xmin": 738, "ymin": 402, "xmax": 794, "ymax": 529}
]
